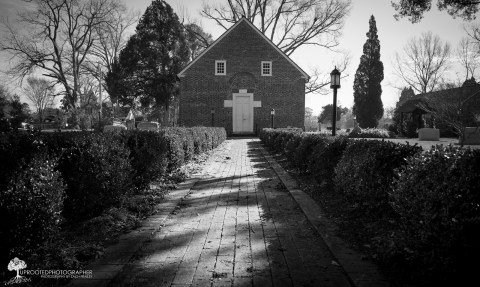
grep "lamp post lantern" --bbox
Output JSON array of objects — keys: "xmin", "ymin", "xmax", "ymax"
[
  {"xmin": 211, "ymin": 108, "xmax": 215, "ymax": 127},
  {"xmin": 270, "ymin": 108, "xmax": 275, "ymax": 129},
  {"xmin": 330, "ymin": 67, "xmax": 341, "ymax": 136}
]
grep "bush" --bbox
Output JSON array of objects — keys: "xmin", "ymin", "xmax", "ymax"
[
  {"xmin": 122, "ymin": 130, "xmax": 168, "ymax": 189},
  {"xmin": 0, "ymin": 152, "xmax": 65, "ymax": 259},
  {"xmin": 309, "ymin": 136, "xmax": 350, "ymax": 185},
  {"xmin": 48, "ymin": 132, "xmax": 133, "ymax": 222},
  {"xmin": 284, "ymin": 134, "xmax": 303, "ymax": 162},
  {"xmin": 348, "ymin": 127, "xmax": 395, "ymax": 138},
  {"xmin": 272, "ymin": 130, "xmax": 299, "ymax": 154},
  {"xmin": 259, "ymin": 128, "xmax": 300, "ymax": 149},
  {"xmin": 334, "ymin": 140, "xmax": 422, "ymax": 212},
  {"xmin": 390, "ymin": 146, "xmax": 480, "ymax": 283},
  {"xmin": 162, "ymin": 127, "xmax": 226, "ymax": 173},
  {"xmin": 293, "ymin": 133, "xmax": 328, "ymax": 170},
  {"xmin": 0, "ymin": 131, "xmax": 41, "ymax": 190}
]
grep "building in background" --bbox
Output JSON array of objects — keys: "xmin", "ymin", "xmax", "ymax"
[{"xmin": 177, "ymin": 18, "xmax": 309, "ymax": 135}]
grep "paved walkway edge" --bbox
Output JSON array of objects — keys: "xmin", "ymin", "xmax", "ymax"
[
  {"xmin": 259, "ymin": 146, "xmax": 391, "ymax": 287},
  {"xmin": 67, "ymin": 176, "xmax": 201, "ymax": 287}
]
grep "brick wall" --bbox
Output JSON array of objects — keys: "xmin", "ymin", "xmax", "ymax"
[{"xmin": 179, "ymin": 20, "xmax": 306, "ymax": 135}]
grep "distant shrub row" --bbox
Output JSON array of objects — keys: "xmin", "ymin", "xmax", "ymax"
[
  {"xmin": 260, "ymin": 128, "xmax": 480, "ymax": 284},
  {"xmin": 306, "ymin": 127, "xmax": 395, "ymax": 139},
  {"xmin": 0, "ymin": 127, "xmax": 226, "ymax": 260}
]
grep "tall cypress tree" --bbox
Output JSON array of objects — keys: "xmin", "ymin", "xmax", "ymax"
[{"xmin": 353, "ymin": 15, "xmax": 384, "ymax": 128}]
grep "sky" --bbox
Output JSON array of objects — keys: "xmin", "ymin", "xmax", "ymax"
[{"xmin": 0, "ymin": 0, "xmax": 474, "ymax": 115}]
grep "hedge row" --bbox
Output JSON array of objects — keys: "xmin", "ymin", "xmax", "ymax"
[
  {"xmin": 0, "ymin": 127, "xmax": 226, "ymax": 259},
  {"xmin": 348, "ymin": 127, "xmax": 395, "ymax": 138},
  {"xmin": 260, "ymin": 128, "xmax": 480, "ymax": 283}
]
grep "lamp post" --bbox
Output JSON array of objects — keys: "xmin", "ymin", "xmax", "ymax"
[
  {"xmin": 211, "ymin": 108, "xmax": 215, "ymax": 127},
  {"xmin": 330, "ymin": 67, "xmax": 341, "ymax": 136},
  {"xmin": 271, "ymin": 108, "xmax": 275, "ymax": 129}
]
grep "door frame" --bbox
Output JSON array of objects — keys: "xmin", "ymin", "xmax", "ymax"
[{"xmin": 232, "ymin": 93, "xmax": 254, "ymax": 133}]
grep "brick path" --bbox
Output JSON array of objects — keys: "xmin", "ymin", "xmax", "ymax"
[{"xmin": 100, "ymin": 138, "xmax": 352, "ymax": 287}]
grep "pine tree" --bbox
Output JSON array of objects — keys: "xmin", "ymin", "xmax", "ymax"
[{"xmin": 353, "ymin": 15, "xmax": 384, "ymax": 128}]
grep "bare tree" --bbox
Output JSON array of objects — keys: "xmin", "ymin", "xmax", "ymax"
[
  {"xmin": 457, "ymin": 37, "xmax": 480, "ymax": 80},
  {"xmin": 184, "ymin": 23, "xmax": 214, "ymax": 61},
  {"xmin": 393, "ymin": 31, "xmax": 451, "ymax": 94},
  {"xmin": 201, "ymin": 0, "xmax": 351, "ymax": 56},
  {"xmin": 87, "ymin": 3, "xmax": 140, "ymax": 95},
  {"xmin": 0, "ymin": 0, "xmax": 121, "ymax": 111},
  {"xmin": 305, "ymin": 51, "xmax": 350, "ymax": 94},
  {"xmin": 23, "ymin": 77, "xmax": 55, "ymax": 123}
]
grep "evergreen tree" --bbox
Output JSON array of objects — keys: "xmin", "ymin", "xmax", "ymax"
[
  {"xmin": 318, "ymin": 104, "xmax": 348, "ymax": 124},
  {"xmin": 106, "ymin": 0, "xmax": 189, "ymax": 121},
  {"xmin": 392, "ymin": 86, "xmax": 415, "ymax": 135},
  {"xmin": 397, "ymin": 86, "xmax": 415, "ymax": 106},
  {"xmin": 353, "ymin": 15, "xmax": 384, "ymax": 128}
]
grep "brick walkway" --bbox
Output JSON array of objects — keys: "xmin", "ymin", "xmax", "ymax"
[
  {"xmin": 64, "ymin": 139, "xmax": 364, "ymax": 286},
  {"xmin": 100, "ymin": 138, "xmax": 352, "ymax": 287}
]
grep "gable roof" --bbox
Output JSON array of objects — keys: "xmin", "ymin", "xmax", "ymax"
[{"xmin": 177, "ymin": 18, "xmax": 309, "ymax": 80}]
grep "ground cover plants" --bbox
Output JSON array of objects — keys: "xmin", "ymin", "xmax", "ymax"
[
  {"xmin": 0, "ymin": 127, "xmax": 226, "ymax": 284},
  {"xmin": 260, "ymin": 128, "xmax": 480, "ymax": 286}
]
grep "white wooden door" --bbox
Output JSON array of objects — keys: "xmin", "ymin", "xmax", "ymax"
[{"xmin": 233, "ymin": 94, "xmax": 253, "ymax": 133}]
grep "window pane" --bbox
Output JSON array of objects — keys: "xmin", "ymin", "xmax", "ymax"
[{"xmin": 262, "ymin": 62, "xmax": 271, "ymax": 75}]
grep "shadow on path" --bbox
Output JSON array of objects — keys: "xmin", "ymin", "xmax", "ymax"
[{"xmin": 106, "ymin": 138, "xmax": 351, "ymax": 287}]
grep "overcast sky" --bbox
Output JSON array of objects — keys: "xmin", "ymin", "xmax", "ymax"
[{"xmin": 0, "ymin": 0, "xmax": 474, "ymax": 115}]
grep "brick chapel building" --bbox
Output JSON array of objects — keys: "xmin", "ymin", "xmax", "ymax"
[{"xmin": 177, "ymin": 18, "xmax": 309, "ymax": 135}]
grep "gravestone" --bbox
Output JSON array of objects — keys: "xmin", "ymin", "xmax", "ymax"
[{"xmin": 418, "ymin": 128, "xmax": 440, "ymax": 141}]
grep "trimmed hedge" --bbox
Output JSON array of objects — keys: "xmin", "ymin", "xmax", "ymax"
[
  {"xmin": 390, "ymin": 146, "xmax": 480, "ymax": 282},
  {"xmin": 0, "ymin": 132, "xmax": 40, "ymax": 191},
  {"xmin": 348, "ymin": 128, "xmax": 395, "ymax": 138},
  {"xmin": 260, "ymin": 128, "xmax": 480, "ymax": 284},
  {"xmin": 50, "ymin": 132, "xmax": 133, "ymax": 222},
  {"xmin": 309, "ymin": 136, "xmax": 350, "ymax": 186},
  {"xmin": 0, "ymin": 152, "xmax": 65, "ymax": 258},
  {"xmin": 334, "ymin": 140, "xmax": 422, "ymax": 212},
  {"xmin": 0, "ymin": 126, "xmax": 227, "ymax": 263},
  {"xmin": 122, "ymin": 131, "xmax": 168, "ymax": 190},
  {"xmin": 162, "ymin": 127, "xmax": 227, "ymax": 172}
]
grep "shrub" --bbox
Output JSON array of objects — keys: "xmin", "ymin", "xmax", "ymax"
[
  {"xmin": 284, "ymin": 134, "xmax": 303, "ymax": 162},
  {"xmin": 162, "ymin": 127, "xmax": 226, "ymax": 173},
  {"xmin": 212, "ymin": 127, "xmax": 227, "ymax": 148},
  {"xmin": 348, "ymin": 127, "xmax": 395, "ymax": 138},
  {"xmin": 0, "ymin": 131, "xmax": 41, "ymax": 190},
  {"xmin": 259, "ymin": 128, "xmax": 286, "ymax": 148},
  {"xmin": 313, "ymin": 130, "xmax": 349, "ymax": 136},
  {"xmin": 293, "ymin": 133, "xmax": 328, "ymax": 170},
  {"xmin": 0, "ymin": 152, "xmax": 65, "ymax": 259},
  {"xmin": 122, "ymin": 130, "xmax": 168, "ymax": 189},
  {"xmin": 272, "ymin": 130, "xmax": 299, "ymax": 154},
  {"xmin": 162, "ymin": 128, "xmax": 187, "ymax": 172},
  {"xmin": 334, "ymin": 140, "xmax": 422, "ymax": 212},
  {"xmin": 390, "ymin": 146, "xmax": 480, "ymax": 283},
  {"xmin": 309, "ymin": 136, "xmax": 350, "ymax": 185},
  {"xmin": 51, "ymin": 132, "xmax": 133, "ymax": 222}
]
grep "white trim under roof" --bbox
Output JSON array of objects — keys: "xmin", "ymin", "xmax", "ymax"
[{"xmin": 177, "ymin": 18, "xmax": 309, "ymax": 80}]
